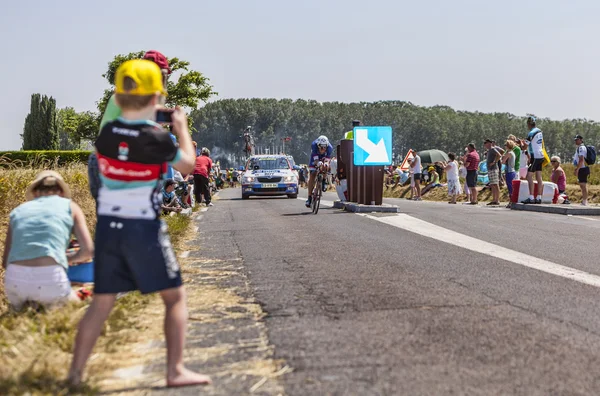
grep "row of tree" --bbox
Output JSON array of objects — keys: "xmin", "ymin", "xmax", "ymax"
[
  {"xmin": 192, "ymin": 99, "xmax": 600, "ymax": 165},
  {"xmin": 21, "ymin": 51, "xmax": 216, "ymax": 150},
  {"xmin": 21, "ymin": 94, "xmax": 101, "ymax": 150},
  {"xmin": 22, "ymin": 54, "xmax": 600, "ymax": 165}
]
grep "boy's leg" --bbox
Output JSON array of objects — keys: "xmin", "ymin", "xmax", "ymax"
[
  {"xmin": 160, "ymin": 287, "xmax": 211, "ymax": 387},
  {"xmin": 68, "ymin": 294, "xmax": 117, "ymax": 385}
]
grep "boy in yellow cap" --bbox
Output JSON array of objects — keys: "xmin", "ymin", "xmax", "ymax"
[{"xmin": 69, "ymin": 59, "xmax": 211, "ymax": 388}]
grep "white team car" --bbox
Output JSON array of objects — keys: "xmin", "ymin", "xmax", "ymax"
[{"xmin": 241, "ymin": 155, "xmax": 299, "ymax": 199}]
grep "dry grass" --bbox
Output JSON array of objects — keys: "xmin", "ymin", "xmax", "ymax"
[
  {"xmin": 0, "ymin": 158, "xmax": 193, "ymax": 395},
  {"xmin": 0, "ymin": 159, "xmax": 96, "ymax": 315}
]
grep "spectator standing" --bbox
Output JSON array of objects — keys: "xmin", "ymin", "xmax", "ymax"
[
  {"xmin": 550, "ymin": 156, "xmax": 566, "ymax": 194},
  {"xmin": 89, "ymin": 50, "xmax": 172, "ymax": 208},
  {"xmin": 503, "ymin": 140, "xmax": 518, "ymax": 197},
  {"xmin": 329, "ymin": 156, "xmax": 338, "ymax": 185},
  {"xmin": 491, "ymin": 140, "xmax": 505, "ymax": 188},
  {"xmin": 232, "ymin": 168, "xmax": 239, "ymax": 188},
  {"xmin": 411, "ymin": 153, "xmax": 422, "ymax": 200},
  {"xmin": 508, "ymin": 135, "xmax": 522, "ymax": 177},
  {"xmin": 458, "ymin": 159, "xmax": 470, "ymax": 202},
  {"xmin": 464, "ymin": 143, "xmax": 480, "ymax": 204},
  {"xmin": 194, "ymin": 148, "xmax": 214, "ymax": 207},
  {"xmin": 440, "ymin": 153, "xmax": 461, "ymax": 204},
  {"xmin": 69, "ymin": 59, "xmax": 210, "ymax": 387},
  {"xmin": 518, "ymin": 138, "xmax": 529, "ymax": 180},
  {"xmin": 407, "ymin": 158, "xmax": 415, "ymax": 200},
  {"xmin": 2, "ymin": 171, "xmax": 93, "ymax": 311},
  {"xmin": 522, "ymin": 116, "xmax": 545, "ymax": 204},
  {"xmin": 573, "ymin": 134, "xmax": 590, "ymax": 206},
  {"xmin": 484, "ymin": 139, "xmax": 504, "ymax": 206}
]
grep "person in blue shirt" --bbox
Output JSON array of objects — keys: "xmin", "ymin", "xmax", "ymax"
[
  {"xmin": 161, "ymin": 179, "xmax": 182, "ymax": 214},
  {"xmin": 306, "ymin": 135, "xmax": 333, "ymax": 207}
]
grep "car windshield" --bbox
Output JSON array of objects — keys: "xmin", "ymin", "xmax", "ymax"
[{"xmin": 247, "ymin": 157, "xmax": 290, "ymax": 170}]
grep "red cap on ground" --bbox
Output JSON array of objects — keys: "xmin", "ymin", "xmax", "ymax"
[{"xmin": 143, "ymin": 50, "xmax": 171, "ymax": 74}]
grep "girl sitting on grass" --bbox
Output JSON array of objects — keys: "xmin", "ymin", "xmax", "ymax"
[{"xmin": 2, "ymin": 171, "xmax": 93, "ymax": 311}]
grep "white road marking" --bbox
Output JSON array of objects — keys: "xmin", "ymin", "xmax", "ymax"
[
  {"xmin": 361, "ymin": 213, "xmax": 600, "ymax": 289},
  {"xmin": 573, "ymin": 216, "xmax": 600, "ymax": 222}
]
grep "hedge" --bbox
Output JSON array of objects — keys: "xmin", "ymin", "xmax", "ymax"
[{"xmin": 0, "ymin": 151, "xmax": 92, "ymax": 166}]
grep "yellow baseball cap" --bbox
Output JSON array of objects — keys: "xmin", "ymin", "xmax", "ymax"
[{"xmin": 115, "ymin": 59, "xmax": 167, "ymax": 96}]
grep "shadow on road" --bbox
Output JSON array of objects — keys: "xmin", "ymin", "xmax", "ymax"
[{"xmin": 281, "ymin": 212, "xmax": 314, "ymax": 216}]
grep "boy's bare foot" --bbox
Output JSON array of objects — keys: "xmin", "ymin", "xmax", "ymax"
[
  {"xmin": 167, "ymin": 368, "xmax": 212, "ymax": 388},
  {"xmin": 66, "ymin": 371, "xmax": 82, "ymax": 387}
]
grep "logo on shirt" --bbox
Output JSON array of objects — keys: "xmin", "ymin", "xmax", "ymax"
[{"xmin": 118, "ymin": 142, "xmax": 129, "ymax": 161}]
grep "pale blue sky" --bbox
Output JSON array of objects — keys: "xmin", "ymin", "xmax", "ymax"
[{"xmin": 1, "ymin": 0, "xmax": 599, "ymax": 150}]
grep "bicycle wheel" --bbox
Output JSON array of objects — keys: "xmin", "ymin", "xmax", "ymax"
[{"xmin": 312, "ymin": 175, "xmax": 322, "ymax": 214}]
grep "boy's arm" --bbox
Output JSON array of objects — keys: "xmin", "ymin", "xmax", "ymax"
[{"xmin": 170, "ymin": 107, "xmax": 195, "ymax": 175}]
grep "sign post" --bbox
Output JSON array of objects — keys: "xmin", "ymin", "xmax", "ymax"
[
  {"xmin": 399, "ymin": 149, "xmax": 416, "ymax": 172},
  {"xmin": 352, "ymin": 126, "xmax": 393, "ymax": 205}
]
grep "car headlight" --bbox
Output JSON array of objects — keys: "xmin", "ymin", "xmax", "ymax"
[
  {"xmin": 283, "ymin": 175, "xmax": 297, "ymax": 183},
  {"xmin": 243, "ymin": 176, "xmax": 255, "ymax": 183}
]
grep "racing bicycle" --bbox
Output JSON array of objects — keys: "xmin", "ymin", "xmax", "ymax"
[{"xmin": 310, "ymin": 163, "xmax": 329, "ymax": 214}]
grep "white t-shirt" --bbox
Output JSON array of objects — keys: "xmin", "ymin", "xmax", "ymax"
[
  {"xmin": 446, "ymin": 161, "xmax": 459, "ymax": 181},
  {"xmin": 412, "ymin": 155, "xmax": 422, "ymax": 174},
  {"xmin": 329, "ymin": 158, "xmax": 338, "ymax": 175},
  {"xmin": 527, "ymin": 129, "xmax": 544, "ymax": 159},
  {"xmin": 173, "ymin": 170, "xmax": 184, "ymax": 182},
  {"xmin": 519, "ymin": 151, "xmax": 529, "ymax": 169},
  {"xmin": 574, "ymin": 144, "xmax": 588, "ymax": 168}
]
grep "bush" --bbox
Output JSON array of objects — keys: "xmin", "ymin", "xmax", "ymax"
[{"xmin": 0, "ymin": 151, "xmax": 91, "ymax": 167}]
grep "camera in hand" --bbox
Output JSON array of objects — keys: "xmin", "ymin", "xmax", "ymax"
[{"xmin": 156, "ymin": 109, "xmax": 174, "ymax": 124}]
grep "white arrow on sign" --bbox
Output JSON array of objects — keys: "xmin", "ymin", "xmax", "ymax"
[{"xmin": 355, "ymin": 128, "xmax": 389, "ymax": 163}]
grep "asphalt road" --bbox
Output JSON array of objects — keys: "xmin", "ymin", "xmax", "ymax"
[{"xmin": 207, "ymin": 187, "xmax": 600, "ymax": 395}]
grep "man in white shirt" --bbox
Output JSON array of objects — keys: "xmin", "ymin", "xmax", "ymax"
[
  {"xmin": 522, "ymin": 116, "xmax": 545, "ymax": 204},
  {"xmin": 574, "ymin": 134, "xmax": 590, "ymax": 206}
]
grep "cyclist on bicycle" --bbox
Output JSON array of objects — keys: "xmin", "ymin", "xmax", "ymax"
[{"xmin": 306, "ymin": 135, "xmax": 333, "ymax": 208}]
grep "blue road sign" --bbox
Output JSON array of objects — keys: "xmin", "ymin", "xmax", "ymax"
[{"xmin": 353, "ymin": 126, "xmax": 393, "ymax": 166}]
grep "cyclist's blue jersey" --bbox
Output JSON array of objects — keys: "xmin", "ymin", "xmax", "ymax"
[{"xmin": 309, "ymin": 140, "xmax": 333, "ymax": 168}]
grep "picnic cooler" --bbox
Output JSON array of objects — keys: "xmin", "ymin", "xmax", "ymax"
[
  {"xmin": 510, "ymin": 180, "xmax": 559, "ymax": 204},
  {"xmin": 66, "ymin": 240, "xmax": 94, "ymax": 283}
]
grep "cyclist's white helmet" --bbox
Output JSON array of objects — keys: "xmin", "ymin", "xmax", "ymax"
[{"xmin": 316, "ymin": 136, "xmax": 329, "ymax": 148}]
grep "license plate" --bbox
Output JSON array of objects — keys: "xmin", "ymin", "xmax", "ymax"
[{"xmin": 262, "ymin": 183, "xmax": 278, "ymax": 188}]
